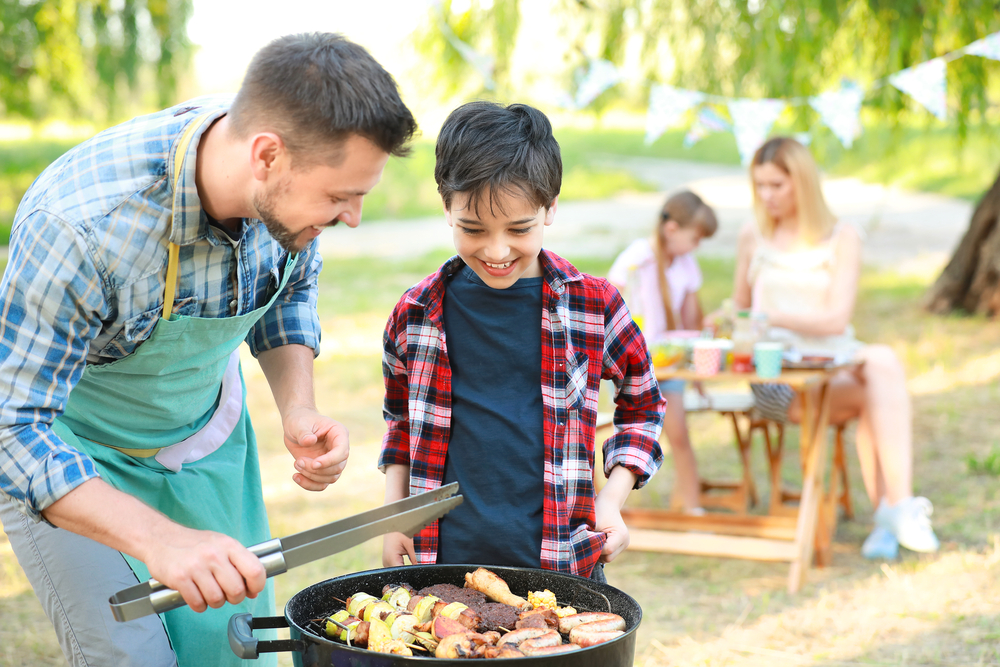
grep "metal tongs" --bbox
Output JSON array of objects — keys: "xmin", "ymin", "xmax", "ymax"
[{"xmin": 109, "ymin": 482, "xmax": 463, "ymax": 622}]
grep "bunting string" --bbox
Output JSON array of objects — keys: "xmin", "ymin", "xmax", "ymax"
[{"xmin": 442, "ymin": 27, "xmax": 1000, "ymax": 163}]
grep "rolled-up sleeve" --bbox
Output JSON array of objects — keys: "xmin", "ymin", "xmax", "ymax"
[
  {"xmin": 599, "ymin": 283, "xmax": 664, "ymax": 488},
  {"xmin": 0, "ymin": 213, "xmax": 105, "ymax": 519},
  {"xmin": 248, "ymin": 240, "xmax": 322, "ymax": 357}
]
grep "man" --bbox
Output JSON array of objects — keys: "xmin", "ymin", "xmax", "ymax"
[{"xmin": 0, "ymin": 33, "xmax": 416, "ymax": 666}]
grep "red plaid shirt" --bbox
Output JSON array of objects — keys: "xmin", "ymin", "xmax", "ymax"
[{"xmin": 379, "ymin": 250, "xmax": 664, "ymax": 576}]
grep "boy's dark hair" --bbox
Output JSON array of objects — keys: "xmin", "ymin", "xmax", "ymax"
[
  {"xmin": 435, "ymin": 101, "xmax": 561, "ymax": 215},
  {"xmin": 228, "ymin": 32, "xmax": 417, "ymax": 166}
]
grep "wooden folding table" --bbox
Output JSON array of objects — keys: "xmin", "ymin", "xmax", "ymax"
[{"xmin": 621, "ymin": 364, "xmax": 852, "ymax": 593}]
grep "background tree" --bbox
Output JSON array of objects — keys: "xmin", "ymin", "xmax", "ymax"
[
  {"xmin": 417, "ymin": 0, "xmax": 1000, "ymax": 315},
  {"xmin": 0, "ymin": 0, "xmax": 193, "ymax": 121}
]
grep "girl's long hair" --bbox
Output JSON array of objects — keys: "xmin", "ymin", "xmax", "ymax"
[
  {"xmin": 652, "ymin": 191, "xmax": 717, "ymax": 330},
  {"xmin": 751, "ymin": 137, "xmax": 836, "ymax": 245}
]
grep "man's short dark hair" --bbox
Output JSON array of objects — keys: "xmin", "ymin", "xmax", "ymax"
[
  {"xmin": 435, "ymin": 101, "xmax": 562, "ymax": 215},
  {"xmin": 229, "ymin": 33, "xmax": 417, "ymax": 165}
]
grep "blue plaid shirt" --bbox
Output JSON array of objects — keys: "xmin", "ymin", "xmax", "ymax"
[{"xmin": 0, "ymin": 97, "xmax": 323, "ymax": 520}]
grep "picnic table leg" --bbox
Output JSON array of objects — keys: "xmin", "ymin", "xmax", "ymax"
[{"xmin": 787, "ymin": 381, "xmax": 832, "ymax": 593}]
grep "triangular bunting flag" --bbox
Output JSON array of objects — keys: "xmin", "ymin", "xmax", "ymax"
[
  {"xmin": 809, "ymin": 80, "xmax": 865, "ymax": 148},
  {"xmin": 888, "ymin": 58, "xmax": 947, "ymax": 120},
  {"xmin": 644, "ymin": 85, "xmax": 705, "ymax": 145},
  {"xmin": 575, "ymin": 60, "xmax": 621, "ymax": 109},
  {"xmin": 683, "ymin": 106, "xmax": 731, "ymax": 148},
  {"xmin": 965, "ymin": 31, "xmax": 1000, "ymax": 61},
  {"xmin": 727, "ymin": 98, "xmax": 787, "ymax": 165}
]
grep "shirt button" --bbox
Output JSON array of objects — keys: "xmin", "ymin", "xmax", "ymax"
[{"xmin": 229, "ymin": 299, "xmax": 238, "ymax": 311}]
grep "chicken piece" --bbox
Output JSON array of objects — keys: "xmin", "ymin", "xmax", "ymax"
[
  {"xmin": 484, "ymin": 644, "xmax": 527, "ymax": 659},
  {"xmin": 434, "ymin": 632, "xmax": 491, "ymax": 659},
  {"xmin": 516, "ymin": 607, "xmax": 559, "ymax": 630},
  {"xmin": 514, "ymin": 613, "xmax": 549, "ymax": 630},
  {"xmin": 464, "ymin": 568, "xmax": 531, "ymax": 610}
]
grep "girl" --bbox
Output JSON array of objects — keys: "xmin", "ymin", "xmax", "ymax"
[
  {"xmin": 730, "ymin": 136, "xmax": 938, "ymax": 559},
  {"xmin": 608, "ymin": 190, "xmax": 718, "ymax": 514}
]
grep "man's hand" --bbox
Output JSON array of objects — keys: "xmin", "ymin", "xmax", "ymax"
[
  {"xmin": 43, "ymin": 479, "xmax": 267, "ymax": 613},
  {"xmin": 145, "ymin": 524, "xmax": 267, "ymax": 613},
  {"xmin": 383, "ymin": 532, "xmax": 416, "ymax": 567},
  {"xmin": 282, "ymin": 406, "xmax": 350, "ymax": 491}
]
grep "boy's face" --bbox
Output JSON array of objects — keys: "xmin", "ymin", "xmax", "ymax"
[{"xmin": 445, "ymin": 190, "xmax": 556, "ymax": 289}]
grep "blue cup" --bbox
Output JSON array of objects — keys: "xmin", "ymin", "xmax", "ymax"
[{"xmin": 754, "ymin": 342, "xmax": 784, "ymax": 379}]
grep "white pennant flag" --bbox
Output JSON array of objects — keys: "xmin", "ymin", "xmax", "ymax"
[
  {"xmin": 727, "ymin": 98, "xmax": 787, "ymax": 165},
  {"xmin": 575, "ymin": 60, "xmax": 621, "ymax": 109},
  {"xmin": 965, "ymin": 31, "xmax": 1000, "ymax": 61},
  {"xmin": 888, "ymin": 58, "xmax": 947, "ymax": 120},
  {"xmin": 809, "ymin": 81, "xmax": 865, "ymax": 148},
  {"xmin": 644, "ymin": 85, "xmax": 705, "ymax": 145}
]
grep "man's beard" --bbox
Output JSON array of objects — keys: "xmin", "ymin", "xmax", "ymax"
[{"xmin": 253, "ymin": 185, "xmax": 306, "ymax": 253}]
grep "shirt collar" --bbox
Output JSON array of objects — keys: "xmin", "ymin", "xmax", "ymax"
[{"xmin": 168, "ymin": 106, "xmax": 230, "ymax": 246}]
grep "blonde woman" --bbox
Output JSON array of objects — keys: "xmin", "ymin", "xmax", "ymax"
[
  {"xmin": 729, "ymin": 136, "xmax": 938, "ymax": 559},
  {"xmin": 608, "ymin": 191, "xmax": 718, "ymax": 514}
]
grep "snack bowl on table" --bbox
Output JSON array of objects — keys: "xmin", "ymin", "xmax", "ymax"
[{"xmin": 229, "ymin": 564, "xmax": 642, "ymax": 666}]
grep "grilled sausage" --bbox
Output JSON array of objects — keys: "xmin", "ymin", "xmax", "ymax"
[
  {"xmin": 517, "ymin": 630, "xmax": 562, "ymax": 651},
  {"xmin": 496, "ymin": 627, "xmax": 549, "ymax": 647},
  {"xmin": 569, "ymin": 627, "xmax": 625, "ymax": 647},
  {"xmin": 557, "ymin": 611, "xmax": 625, "ymax": 634}
]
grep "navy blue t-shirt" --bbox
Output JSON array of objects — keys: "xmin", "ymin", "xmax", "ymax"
[{"xmin": 437, "ymin": 265, "xmax": 545, "ymax": 567}]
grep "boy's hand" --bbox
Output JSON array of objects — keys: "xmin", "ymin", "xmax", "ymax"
[
  {"xmin": 383, "ymin": 532, "xmax": 417, "ymax": 567},
  {"xmin": 595, "ymin": 498, "xmax": 630, "ymax": 563}
]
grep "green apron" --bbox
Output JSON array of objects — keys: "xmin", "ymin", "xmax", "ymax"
[{"xmin": 53, "ymin": 114, "xmax": 294, "ymax": 666}]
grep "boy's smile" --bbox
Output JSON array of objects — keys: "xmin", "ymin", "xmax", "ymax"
[{"xmin": 446, "ymin": 190, "xmax": 557, "ymax": 289}]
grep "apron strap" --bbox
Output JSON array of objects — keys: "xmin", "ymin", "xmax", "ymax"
[{"xmin": 163, "ymin": 114, "xmax": 213, "ymax": 321}]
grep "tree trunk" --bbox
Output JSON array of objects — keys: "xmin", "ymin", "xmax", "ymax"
[{"xmin": 924, "ymin": 165, "xmax": 1000, "ymax": 316}]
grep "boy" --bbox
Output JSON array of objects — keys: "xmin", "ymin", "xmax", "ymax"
[{"xmin": 379, "ymin": 101, "xmax": 664, "ymax": 580}]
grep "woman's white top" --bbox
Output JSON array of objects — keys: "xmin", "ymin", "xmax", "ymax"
[
  {"xmin": 748, "ymin": 221, "xmax": 863, "ymax": 356},
  {"xmin": 607, "ymin": 238, "xmax": 703, "ymax": 342}
]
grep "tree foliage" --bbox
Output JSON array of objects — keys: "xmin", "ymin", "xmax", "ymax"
[
  {"xmin": 0, "ymin": 0, "xmax": 192, "ymax": 120},
  {"xmin": 418, "ymin": 0, "xmax": 1000, "ymax": 135}
]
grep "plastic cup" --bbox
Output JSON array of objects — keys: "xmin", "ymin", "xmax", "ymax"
[
  {"xmin": 693, "ymin": 340, "xmax": 723, "ymax": 377},
  {"xmin": 754, "ymin": 342, "xmax": 784, "ymax": 379}
]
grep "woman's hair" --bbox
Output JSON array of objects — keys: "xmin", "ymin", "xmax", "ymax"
[
  {"xmin": 751, "ymin": 137, "xmax": 836, "ymax": 244},
  {"xmin": 652, "ymin": 190, "xmax": 718, "ymax": 330}
]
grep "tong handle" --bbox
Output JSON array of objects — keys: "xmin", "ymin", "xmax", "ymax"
[{"xmin": 145, "ymin": 539, "xmax": 287, "ymax": 616}]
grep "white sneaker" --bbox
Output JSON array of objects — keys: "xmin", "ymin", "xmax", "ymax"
[
  {"xmin": 861, "ymin": 525, "xmax": 899, "ymax": 560},
  {"xmin": 875, "ymin": 496, "xmax": 940, "ymax": 553}
]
